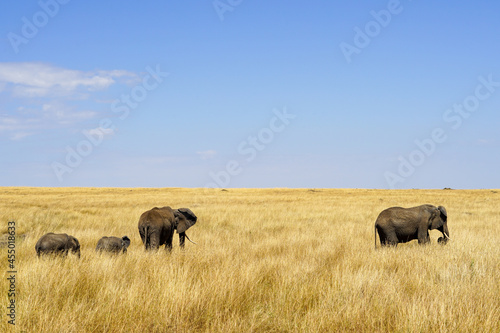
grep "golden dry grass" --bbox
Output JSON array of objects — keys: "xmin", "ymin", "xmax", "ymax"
[{"xmin": 1, "ymin": 187, "xmax": 499, "ymax": 332}]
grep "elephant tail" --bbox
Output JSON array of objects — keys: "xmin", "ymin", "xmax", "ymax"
[
  {"xmin": 144, "ymin": 225, "xmax": 149, "ymax": 250},
  {"xmin": 374, "ymin": 224, "xmax": 377, "ymax": 250}
]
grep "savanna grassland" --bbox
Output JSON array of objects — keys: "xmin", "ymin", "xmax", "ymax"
[{"xmin": 1, "ymin": 187, "xmax": 499, "ymax": 332}]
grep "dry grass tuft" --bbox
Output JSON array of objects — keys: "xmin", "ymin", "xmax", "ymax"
[{"xmin": 1, "ymin": 187, "xmax": 499, "ymax": 332}]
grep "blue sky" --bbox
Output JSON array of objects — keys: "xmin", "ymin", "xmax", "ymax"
[{"xmin": 1, "ymin": 0, "xmax": 499, "ymax": 188}]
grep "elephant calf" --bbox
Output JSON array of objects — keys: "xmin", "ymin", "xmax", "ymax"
[
  {"xmin": 375, "ymin": 204, "xmax": 450, "ymax": 248},
  {"xmin": 35, "ymin": 233, "xmax": 81, "ymax": 258},
  {"xmin": 96, "ymin": 236, "xmax": 131, "ymax": 254}
]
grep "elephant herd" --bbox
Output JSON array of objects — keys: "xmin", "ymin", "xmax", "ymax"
[
  {"xmin": 35, "ymin": 203, "xmax": 451, "ymax": 257},
  {"xmin": 35, "ymin": 206, "xmax": 197, "ymax": 258}
]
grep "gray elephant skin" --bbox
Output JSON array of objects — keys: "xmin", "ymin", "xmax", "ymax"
[
  {"xmin": 35, "ymin": 233, "xmax": 81, "ymax": 258},
  {"xmin": 96, "ymin": 236, "xmax": 131, "ymax": 254},
  {"xmin": 374, "ymin": 204, "xmax": 450, "ymax": 247},
  {"xmin": 138, "ymin": 207, "xmax": 197, "ymax": 251}
]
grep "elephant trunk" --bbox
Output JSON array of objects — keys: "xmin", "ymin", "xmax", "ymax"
[
  {"xmin": 438, "ymin": 224, "xmax": 451, "ymax": 244},
  {"xmin": 442, "ymin": 224, "xmax": 451, "ymax": 240}
]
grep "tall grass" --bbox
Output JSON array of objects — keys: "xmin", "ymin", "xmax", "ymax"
[{"xmin": 1, "ymin": 188, "xmax": 499, "ymax": 332}]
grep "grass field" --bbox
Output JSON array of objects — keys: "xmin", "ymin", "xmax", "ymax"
[{"xmin": 1, "ymin": 187, "xmax": 499, "ymax": 332}]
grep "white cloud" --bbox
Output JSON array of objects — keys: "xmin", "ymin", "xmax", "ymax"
[
  {"xmin": 0, "ymin": 62, "xmax": 138, "ymax": 98},
  {"xmin": 0, "ymin": 117, "xmax": 19, "ymax": 126},
  {"xmin": 40, "ymin": 102, "xmax": 97, "ymax": 123},
  {"xmin": 0, "ymin": 116, "xmax": 29, "ymax": 129},
  {"xmin": 84, "ymin": 127, "xmax": 116, "ymax": 137},
  {"xmin": 0, "ymin": 115, "xmax": 40, "ymax": 136},
  {"xmin": 10, "ymin": 132, "xmax": 34, "ymax": 141},
  {"xmin": 196, "ymin": 150, "xmax": 217, "ymax": 160},
  {"xmin": 0, "ymin": 62, "xmax": 139, "ymax": 140}
]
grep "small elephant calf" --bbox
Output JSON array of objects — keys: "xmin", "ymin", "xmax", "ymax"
[
  {"xmin": 35, "ymin": 233, "xmax": 81, "ymax": 258},
  {"xmin": 95, "ymin": 236, "xmax": 131, "ymax": 254}
]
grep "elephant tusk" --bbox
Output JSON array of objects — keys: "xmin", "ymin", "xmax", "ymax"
[
  {"xmin": 185, "ymin": 233, "xmax": 197, "ymax": 245},
  {"xmin": 444, "ymin": 233, "xmax": 451, "ymax": 240}
]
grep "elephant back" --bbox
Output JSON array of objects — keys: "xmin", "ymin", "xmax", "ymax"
[{"xmin": 138, "ymin": 207, "xmax": 175, "ymax": 228}]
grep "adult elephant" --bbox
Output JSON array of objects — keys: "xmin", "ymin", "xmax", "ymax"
[
  {"xmin": 35, "ymin": 233, "xmax": 81, "ymax": 258},
  {"xmin": 95, "ymin": 236, "xmax": 131, "ymax": 254},
  {"xmin": 374, "ymin": 204, "xmax": 450, "ymax": 248},
  {"xmin": 138, "ymin": 207, "xmax": 197, "ymax": 251}
]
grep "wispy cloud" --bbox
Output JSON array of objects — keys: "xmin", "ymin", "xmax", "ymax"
[
  {"xmin": 0, "ymin": 62, "xmax": 137, "ymax": 98},
  {"xmin": 0, "ymin": 62, "xmax": 139, "ymax": 140},
  {"xmin": 39, "ymin": 102, "xmax": 97, "ymax": 124},
  {"xmin": 0, "ymin": 114, "xmax": 39, "ymax": 132},
  {"xmin": 10, "ymin": 131, "xmax": 35, "ymax": 141},
  {"xmin": 197, "ymin": 150, "xmax": 217, "ymax": 160},
  {"xmin": 83, "ymin": 126, "xmax": 116, "ymax": 138}
]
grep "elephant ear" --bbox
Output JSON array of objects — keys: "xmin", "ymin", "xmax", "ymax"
[
  {"xmin": 71, "ymin": 236, "xmax": 80, "ymax": 249},
  {"xmin": 438, "ymin": 206, "xmax": 447, "ymax": 221},
  {"xmin": 174, "ymin": 208, "xmax": 197, "ymax": 234},
  {"xmin": 430, "ymin": 207, "xmax": 444, "ymax": 229},
  {"xmin": 121, "ymin": 236, "xmax": 131, "ymax": 249}
]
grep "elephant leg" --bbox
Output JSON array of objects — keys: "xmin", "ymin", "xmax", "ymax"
[
  {"xmin": 140, "ymin": 229, "xmax": 152, "ymax": 250},
  {"xmin": 384, "ymin": 232, "xmax": 399, "ymax": 247},
  {"xmin": 378, "ymin": 233, "xmax": 388, "ymax": 246},
  {"xmin": 418, "ymin": 229, "xmax": 430, "ymax": 244},
  {"xmin": 149, "ymin": 233, "xmax": 160, "ymax": 251},
  {"xmin": 376, "ymin": 226, "xmax": 386, "ymax": 246},
  {"xmin": 139, "ymin": 231, "xmax": 146, "ymax": 247},
  {"xmin": 165, "ymin": 231, "xmax": 174, "ymax": 252},
  {"xmin": 377, "ymin": 227, "xmax": 398, "ymax": 247}
]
